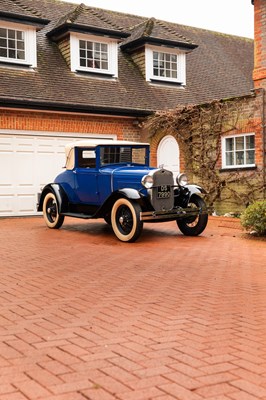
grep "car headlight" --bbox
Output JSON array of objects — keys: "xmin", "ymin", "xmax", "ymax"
[
  {"xmin": 176, "ymin": 173, "xmax": 188, "ymax": 186},
  {"xmin": 141, "ymin": 174, "xmax": 154, "ymax": 189}
]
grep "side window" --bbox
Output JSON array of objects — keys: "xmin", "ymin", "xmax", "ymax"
[
  {"xmin": 222, "ymin": 134, "xmax": 255, "ymax": 168},
  {"xmin": 70, "ymin": 33, "xmax": 118, "ymax": 77},
  {"xmin": 145, "ymin": 45, "xmax": 186, "ymax": 85},
  {"xmin": 78, "ymin": 149, "xmax": 96, "ymax": 168},
  {"xmin": 0, "ymin": 21, "xmax": 37, "ymax": 67}
]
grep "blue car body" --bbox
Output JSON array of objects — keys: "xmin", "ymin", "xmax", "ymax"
[{"xmin": 37, "ymin": 140, "xmax": 209, "ymax": 242}]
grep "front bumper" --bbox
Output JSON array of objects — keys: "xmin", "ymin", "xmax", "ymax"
[{"xmin": 140, "ymin": 206, "xmax": 211, "ymax": 221}]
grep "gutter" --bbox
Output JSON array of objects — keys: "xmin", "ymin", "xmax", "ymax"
[{"xmin": 0, "ymin": 98, "xmax": 153, "ymax": 118}]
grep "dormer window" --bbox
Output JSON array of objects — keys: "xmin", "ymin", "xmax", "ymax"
[
  {"xmin": 70, "ymin": 33, "xmax": 118, "ymax": 77},
  {"xmin": 0, "ymin": 21, "xmax": 37, "ymax": 67},
  {"xmin": 145, "ymin": 45, "xmax": 186, "ymax": 85},
  {"xmin": 79, "ymin": 40, "xmax": 108, "ymax": 70}
]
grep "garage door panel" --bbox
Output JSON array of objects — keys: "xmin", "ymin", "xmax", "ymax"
[
  {"xmin": 0, "ymin": 195, "xmax": 14, "ymax": 214},
  {"xmin": 17, "ymin": 194, "xmax": 36, "ymax": 213},
  {"xmin": 17, "ymin": 154, "xmax": 35, "ymax": 185},
  {"xmin": 0, "ymin": 134, "xmax": 96, "ymax": 216}
]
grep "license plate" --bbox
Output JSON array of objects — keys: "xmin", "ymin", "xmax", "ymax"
[{"xmin": 157, "ymin": 185, "xmax": 171, "ymax": 199}]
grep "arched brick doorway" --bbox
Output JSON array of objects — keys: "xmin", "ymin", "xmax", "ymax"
[{"xmin": 157, "ymin": 135, "xmax": 180, "ymax": 179}]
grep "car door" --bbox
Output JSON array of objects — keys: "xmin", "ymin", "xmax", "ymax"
[{"xmin": 74, "ymin": 148, "xmax": 100, "ymax": 205}]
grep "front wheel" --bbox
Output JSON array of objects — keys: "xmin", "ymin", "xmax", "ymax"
[
  {"xmin": 43, "ymin": 192, "xmax": 64, "ymax": 229},
  {"xmin": 177, "ymin": 195, "xmax": 208, "ymax": 236},
  {"xmin": 111, "ymin": 198, "xmax": 143, "ymax": 242}
]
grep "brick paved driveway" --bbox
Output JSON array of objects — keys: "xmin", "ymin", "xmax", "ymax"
[{"xmin": 0, "ymin": 216, "xmax": 266, "ymax": 400}]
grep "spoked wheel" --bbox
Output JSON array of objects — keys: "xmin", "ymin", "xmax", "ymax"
[
  {"xmin": 177, "ymin": 195, "xmax": 208, "ymax": 236},
  {"xmin": 43, "ymin": 192, "xmax": 64, "ymax": 229},
  {"xmin": 111, "ymin": 198, "xmax": 143, "ymax": 242}
]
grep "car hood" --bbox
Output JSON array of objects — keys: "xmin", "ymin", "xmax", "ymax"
[{"xmin": 101, "ymin": 165, "xmax": 155, "ymax": 191}]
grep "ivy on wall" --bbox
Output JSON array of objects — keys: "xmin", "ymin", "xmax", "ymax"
[{"xmin": 145, "ymin": 97, "xmax": 264, "ymax": 210}]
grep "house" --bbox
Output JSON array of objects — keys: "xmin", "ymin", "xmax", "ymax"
[{"xmin": 0, "ymin": 0, "xmax": 254, "ymax": 216}]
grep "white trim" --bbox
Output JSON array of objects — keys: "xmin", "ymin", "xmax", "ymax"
[
  {"xmin": 221, "ymin": 133, "xmax": 255, "ymax": 169},
  {"xmin": 0, "ymin": 129, "xmax": 117, "ymax": 140},
  {"xmin": 70, "ymin": 32, "xmax": 118, "ymax": 76},
  {"xmin": 0, "ymin": 20, "xmax": 37, "ymax": 67},
  {"xmin": 145, "ymin": 44, "xmax": 186, "ymax": 85}
]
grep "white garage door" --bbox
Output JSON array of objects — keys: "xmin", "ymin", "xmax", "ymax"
[{"xmin": 0, "ymin": 132, "xmax": 115, "ymax": 217}]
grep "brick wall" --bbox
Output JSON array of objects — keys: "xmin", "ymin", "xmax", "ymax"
[
  {"xmin": 253, "ymin": 0, "xmax": 266, "ymax": 88},
  {"xmin": 0, "ymin": 109, "xmax": 142, "ymax": 142}
]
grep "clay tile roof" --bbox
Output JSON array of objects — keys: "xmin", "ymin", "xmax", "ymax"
[
  {"xmin": 0, "ymin": 0, "xmax": 254, "ymax": 116},
  {"xmin": 47, "ymin": 3, "xmax": 128, "ymax": 40},
  {"xmin": 121, "ymin": 18, "xmax": 197, "ymax": 51},
  {"xmin": 0, "ymin": 0, "xmax": 49, "ymax": 25}
]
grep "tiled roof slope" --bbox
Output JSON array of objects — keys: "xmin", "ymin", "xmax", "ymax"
[
  {"xmin": 0, "ymin": 0, "xmax": 254, "ymax": 116},
  {"xmin": 0, "ymin": 0, "xmax": 49, "ymax": 23}
]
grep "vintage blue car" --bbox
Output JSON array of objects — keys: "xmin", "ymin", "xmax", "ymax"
[{"xmin": 37, "ymin": 140, "xmax": 209, "ymax": 242}]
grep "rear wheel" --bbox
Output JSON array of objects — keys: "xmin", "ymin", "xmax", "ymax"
[
  {"xmin": 111, "ymin": 198, "xmax": 143, "ymax": 242},
  {"xmin": 43, "ymin": 192, "xmax": 64, "ymax": 229},
  {"xmin": 177, "ymin": 195, "xmax": 208, "ymax": 236}
]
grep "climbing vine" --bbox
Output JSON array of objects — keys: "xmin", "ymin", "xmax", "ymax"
[{"xmin": 145, "ymin": 97, "xmax": 264, "ymax": 211}]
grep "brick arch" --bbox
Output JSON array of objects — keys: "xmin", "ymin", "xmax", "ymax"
[{"xmin": 150, "ymin": 131, "xmax": 185, "ymax": 171}]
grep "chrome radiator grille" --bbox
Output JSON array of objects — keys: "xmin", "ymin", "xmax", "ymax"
[{"xmin": 149, "ymin": 169, "xmax": 174, "ymax": 211}]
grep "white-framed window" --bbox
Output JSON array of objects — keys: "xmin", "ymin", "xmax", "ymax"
[
  {"xmin": 70, "ymin": 32, "xmax": 118, "ymax": 77},
  {"xmin": 145, "ymin": 44, "xmax": 186, "ymax": 85},
  {"xmin": 222, "ymin": 133, "xmax": 255, "ymax": 169},
  {"xmin": 0, "ymin": 20, "xmax": 37, "ymax": 67}
]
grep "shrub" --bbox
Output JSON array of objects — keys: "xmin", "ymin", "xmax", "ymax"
[{"xmin": 240, "ymin": 200, "xmax": 266, "ymax": 236}]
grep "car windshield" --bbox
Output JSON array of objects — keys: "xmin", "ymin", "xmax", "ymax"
[{"xmin": 100, "ymin": 146, "xmax": 148, "ymax": 166}]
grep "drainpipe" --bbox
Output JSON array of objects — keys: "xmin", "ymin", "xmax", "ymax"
[{"xmin": 261, "ymin": 88, "xmax": 266, "ymax": 199}]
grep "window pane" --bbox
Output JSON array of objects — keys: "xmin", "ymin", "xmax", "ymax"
[
  {"xmin": 226, "ymin": 152, "xmax": 234, "ymax": 166},
  {"xmin": 17, "ymin": 50, "xmax": 25, "ymax": 59},
  {"xmin": 102, "ymin": 61, "xmax": 108, "ymax": 69},
  {"xmin": 8, "ymin": 49, "xmax": 16, "ymax": 58},
  {"xmin": 80, "ymin": 58, "xmax": 86, "ymax": 67},
  {"xmin": 8, "ymin": 39, "xmax": 15, "ymax": 49},
  {"xmin": 246, "ymin": 135, "xmax": 255, "ymax": 149},
  {"xmin": 225, "ymin": 138, "xmax": 234, "ymax": 151},
  {"xmin": 0, "ymin": 48, "xmax": 7, "ymax": 57},
  {"xmin": 79, "ymin": 40, "xmax": 86, "ymax": 49},
  {"xmin": 0, "ymin": 38, "xmax": 7, "ymax": 47},
  {"xmin": 172, "ymin": 70, "xmax": 177, "ymax": 78},
  {"xmin": 236, "ymin": 151, "xmax": 244, "ymax": 165},
  {"xmin": 17, "ymin": 40, "xmax": 24, "ymax": 50},
  {"xmin": 16, "ymin": 31, "xmax": 24, "ymax": 40},
  {"xmin": 246, "ymin": 150, "xmax": 255, "ymax": 164},
  {"xmin": 0, "ymin": 28, "xmax": 7, "ymax": 38},
  {"xmin": 8, "ymin": 29, "xmax": 15, "ymax": 39},
  {"xmin": 235, "ymin": 136, "xmax": 244, "ymax": 150},
  {"xmin": 153, "ymin": 68, "xmax": 159, "ymax": 76}
]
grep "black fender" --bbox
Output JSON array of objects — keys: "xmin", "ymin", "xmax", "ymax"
[
  {"xmin": 94, "ymin": 188, "xmax": 143, "ymax": 218},
  {"xmin": 186, "ymin": 184, "xmax": 207, "ymax": 199},
  {"xmin": 37, "ymin": 183, "xmax": 69, "ymax": 213}
]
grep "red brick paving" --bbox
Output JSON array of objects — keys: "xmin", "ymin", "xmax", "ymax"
[{"xmin": 0, "ymin": 216, "xmax": 265, "ymax": 400}]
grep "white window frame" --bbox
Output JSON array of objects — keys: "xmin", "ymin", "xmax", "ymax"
[
  {"xmin": 0, "ymin": 20, "xmax": 37, "ymax": 67},
  {"xmin": 222, "ymin": 133, "xmax": 255, "ymax": 169},
  {"xmin": 70, "ymin": 32, "xmax": 118, "ymax": 77},
  {"xmin": 145, "ymin": 44, "xmax": 186, "ymax": 85}
]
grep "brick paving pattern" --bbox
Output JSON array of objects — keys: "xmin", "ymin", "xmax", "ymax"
[{"xmin": 0, "ymin": 216, "xmax": 265, "ymax": 400}]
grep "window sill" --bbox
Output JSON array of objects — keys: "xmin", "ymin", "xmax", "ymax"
[
  {"xmin": 149, "ymin": 79, "xmax": 185, "ymax": 88},
  {"xmin": 219, "ymin": 165, "xmax": 257, "ymax": 172},
  {"xmin": 75, "ymin": 70, "xmax": 116, "ymax": 80},
  {"xmin": 0, "ymin": 60, "xmax": 34, "ymax": 70}
]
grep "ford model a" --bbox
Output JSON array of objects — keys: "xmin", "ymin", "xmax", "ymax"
[{"xmin": 37, "ymin": 140, "xmax": 209, "ymax": 242}]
